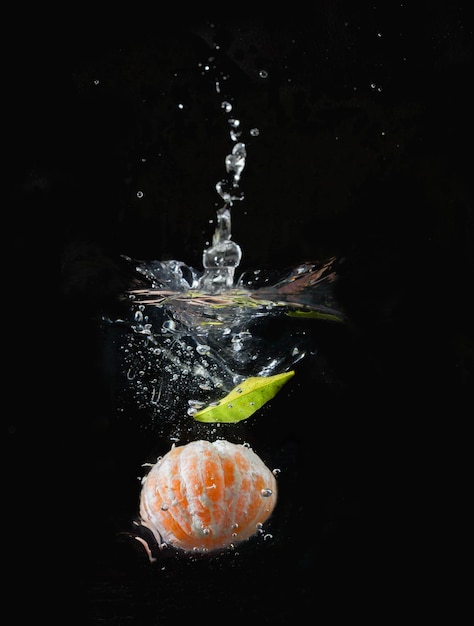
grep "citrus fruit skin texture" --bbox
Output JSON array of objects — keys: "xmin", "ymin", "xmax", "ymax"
[{"xmin": 139, "ymin": 439, "xmax": 278, "ymax": 553}]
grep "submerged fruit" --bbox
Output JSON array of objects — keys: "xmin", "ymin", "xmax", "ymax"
[{"xmin": 139, "ymin": 439, "xmax": 278, "ymax": 553}]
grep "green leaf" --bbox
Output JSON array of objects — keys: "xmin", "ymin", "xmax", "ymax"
[
  {"xmin": 192, "ymin": 370, "xmax": 295, "ymax": 423},
  {"xmin": 285, "ymin": 309, "xmax": 345, "ymax": 322}
]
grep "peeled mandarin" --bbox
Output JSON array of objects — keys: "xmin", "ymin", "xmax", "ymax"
[{"xmin": 139, "ymin": 439, "xmax": 278, "ymax": 553}]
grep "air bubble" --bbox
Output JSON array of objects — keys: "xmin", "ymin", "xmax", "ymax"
[
  {"xmin": 162, "ymin": 320, "xmax": 177, "ymax": 333},
  {"xmin": 196, "ymin": 344, "xmax": 211, "ymax": 355}
]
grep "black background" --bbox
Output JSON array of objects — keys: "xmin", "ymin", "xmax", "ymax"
[{"xmin": 6, "ymin": 4, "xmax": 472, "ymax": 624}]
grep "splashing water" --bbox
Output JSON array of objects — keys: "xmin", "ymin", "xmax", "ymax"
[
  {"xmin": 198, "ymin": 140, "xmax": 246, "ymax": 293},
  {"xmin": 107, "ymin": 61, "xmax": 345, "ymax": 438},
  {"xmin": 114, "ymin": 253, "xmax": 344, "ymax": 437}
]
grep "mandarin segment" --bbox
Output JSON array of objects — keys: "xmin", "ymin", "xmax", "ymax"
[{"xmin": 139, "ymin": 439, "xmax": 278, "ymax": 553}]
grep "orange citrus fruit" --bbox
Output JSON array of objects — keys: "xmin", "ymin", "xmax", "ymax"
[{"xmin": 139, "ymin": 439, "xmax": 278, "ymax": 553}]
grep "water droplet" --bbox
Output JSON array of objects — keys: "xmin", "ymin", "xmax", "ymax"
[
  {"xmin": 137, "ymin": 190, "xmax": 144, "ymax": 198},
  {"xmin": 161, "ymin": 503, "xmax": 169, "ymax": 511},
  {"xmin": 250, "ymin": 127, "xmax": 260, "ymax": 137},
  {"xmin": 261, "ymin": 488, "xmax": 273, "ymax": 498},
  {"xmin": 259, "ymin": 69, "xmax": 269, "ymax": 79}
]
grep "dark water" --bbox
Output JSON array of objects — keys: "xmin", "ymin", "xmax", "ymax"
[{"xmin": 7, "ymin": 6, "xmax": 472, "ymax": 624}]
